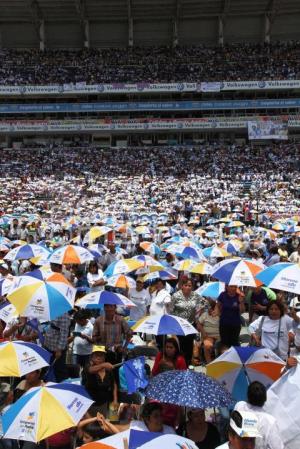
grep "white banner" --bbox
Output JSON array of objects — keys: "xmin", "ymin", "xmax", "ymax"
[
  {"xmin": 248, "ymin": 120, "xmax": 289, "ymax": 140},
  {"xmin": 0, "ymin": 79, "xmax": 299, "ymax": 96},
  {"xmin": 200, "ymin": 82, "xmax": 221, "ymax": 92},
  {"xmin": 0, "ymin": 116, "xmax": 298, "ymax": 133}
]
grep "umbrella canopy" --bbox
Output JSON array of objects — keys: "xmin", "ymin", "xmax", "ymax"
[
  {"xmin": 2, "ymin": 382, "xmax": 93, "ymax": 442},
  {"xmin": 139, "ymin": 241, "xmax": 161, "ymax": 256},
  {"xmin": 0, "ymin": 300, "xmax": 18, "ymax": 323},
  {"xmin": 220, "ymin": 240, "xmax": 243, "ymax": 254},
  {"xmin": 145, "ymin": 369, "xmax": 232, "ymax": 408},
  {"xmin": 211, "ymin": 258, "xmax": 265, "ymax": 287},
  {"xmin": 7, "ymin": 270, "xmax": 76, "ymax": 321},
  {"xmin": 0, "ymin": 276, "xmax": 14, "ymax": 296},
  {"xmin": 132, "ymin": 255, "xmax": 165, "ymax": 272},
  {"xmin": 264, "ymin": 363, "xmax": 300, "ymax": 449},
  {"xmin": 196, "ymin": 281, "xmax": 225, "ymax": 299},
  {"xmin": 49, "ymin": 245, "xmax": 94, "ymax": 265},
  {"xmin": 142, "ymin": 268, "xmax": 178, "ymax": 281},
  {"xmin": 173, "ymin": 259, "xmax": 197, "ymax": 272},
  {"xmin": 0, "ymin": 341, "xmax": 51, "ymax": 377},
  {"xmin": 83, "ymin": 226, "xmax": 112, "ymax": 243},
  {"xmin": 227, "ymin": 221, "xmax": 245, "ymax": 228},
  {"xmin": 165, "ymin": 243, "xmax": 204, "ymax": 261},
  {"xmin": 132, "ymin": 314, "xmax": 198, "ymax": 336},
  {"xmin": 92, "ymin": 431, "xmax": 198, "ymax": 449},
  {"xmin": 4, "ymin": 244, "xmax": 50, "ymax": 261},
  {"xmin": 202, "ymin": 246, "xmax": 230, "ymax": 259},
  {"xmin": 106, "ymin": 274, "xmax": 136, "ymax": 290},
  {"xmin": 104, "ymin": 259, "xmax": 144, "ymax": 277},
  {"xmin": 188, "ymin": 262, "xmax": 212, "ymax": 275},
  {"xmin": 255, "ymin": 262, "xmax": 300, "ymax": 294},
  {"xmin": 76, "ymin": 290, "xmax": 135, "ymax": 309},
  {"xmin": 206, "ymin": 346, "xmax": 285, "ymax": 402}
]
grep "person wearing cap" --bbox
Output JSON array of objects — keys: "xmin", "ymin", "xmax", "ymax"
[
  {"xmin": 81, "ymin": 345, "xmax": 117, "ymax": 417},
  {"xmin": 216, "ymin": 410, "xmax": 261, "ymax": 449},
  {"xmin": 234, "ymin": 381, "xmax": 283, "ymax": 449},
  {"xmin": 128, "ymin": 277, "xmax": 151, "ymax": 322}
]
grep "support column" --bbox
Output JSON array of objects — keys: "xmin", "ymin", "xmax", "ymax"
[
  {"xmin": 39, "ymin": 20, "xmax": 45, "ymax": 51},
  {"xmin": 218, "ymin": 16, "xmax": 224, "ymax": 46},
  {"xmin": 128, "ymin": 0, "xmax": 133, "ymax": 47},
  {"xmin": 84, "ymin": 19, "xmax": 90, "ymax": 48},
  {"xmin": 264, "ymin": 14, "xmax": 271, "ymax": 44}
]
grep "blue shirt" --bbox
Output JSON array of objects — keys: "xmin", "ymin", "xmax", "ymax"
[{"xmin": 218, "ymin": 291, "xmax": 241, "ymax": 326}]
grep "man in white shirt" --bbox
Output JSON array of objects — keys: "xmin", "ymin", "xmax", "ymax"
[
  {"xmin": 234, "ymin": 381, "xmax": 284, "ymax": 449},
  {"xmin": 149, "ymin": 279, "xmax": 171, "ymax": 315},
  {"xmin": 69, "ymin": 309, "xmax": 93, "ymax": 367},
  {"xmin": 129, "ymin": 277, "xmax": 151, "ymax": 321},
  {"xmin": 216, "ymin": 410, "xmax": 261, "ymax": 449}
]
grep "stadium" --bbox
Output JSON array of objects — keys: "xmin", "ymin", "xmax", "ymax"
[{"xmin": 0, "ymin": 3, "xmax": 300, "ymax": 449}]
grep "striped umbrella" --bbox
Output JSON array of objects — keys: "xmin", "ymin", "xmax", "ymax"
[
  {"xmin": 140, "ymin": 241, "xmax": 161, "ymax": 256},
  {"xmin": 0, "ymin": 341, "xmax": 51, "ymax": 377},
  {"xmin": 211, "ymin": 258, "xmax": 265, "ymax": 287},
  {"xmin": 106, "ymin": 274, "xmax": 136, "ymax": 289},
  {"xmin": 196, "ymin": 281, "xmax": 225, "ymax": 299},
  {"xmin": 4, "ymin": 244, "xmax": 50, "ymax": 261},
  {"xmin": 202, "ymin": 246, "xmax": 230, "ymax": 259},
  {"xmin": 255, "ymin": 262, "xmax": 300, "ymax": 294},
  {"xmin": 76, "ymin": 290, "xmax": 135, "ymax": 309},
  {"xmin": 104, "ymin": 258, "xmax": 144, "ymax": 277},
  {"xmin": 49, "ymin": 245, "xmax": 94, "ymax": 265},
  {"xmin": 8, "ymin": 269, "xmax": 76, "ymax": 321}
]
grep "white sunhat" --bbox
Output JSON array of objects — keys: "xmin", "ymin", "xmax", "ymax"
[{"xmin": 230, "ymin": 411, "xmax": 261, "ymax": 439}]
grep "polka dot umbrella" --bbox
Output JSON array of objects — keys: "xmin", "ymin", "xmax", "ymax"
[{"xmin": 145, "ymin": 369, "xmax": 232, "ymax": 409}]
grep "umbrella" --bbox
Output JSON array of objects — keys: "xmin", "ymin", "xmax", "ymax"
[
  {"xmin": 202, "ymin": 246, "xmax": 230, "ymax": 259},
  {"xmin": 104, "ymin": 259, "xmax": 144, "ymax": 277},
  {"xmin": 76, "ymin": 290, "xmax": 135, "ymax": 309},
  {"xmin": 145, "ymin": 369, "xmax": 232, "ymax": 409},
  {"xmin": 255, "ymin": 262, "xmax": 300, "ymax": 294},
  {"xmin": 165, "ymin": 243, "xmax": 204, "ymax": 261},
  {"xmin": 139, "ymin": 241, "xmax": 161, "ymax": 256},
  {"xmin": 106, "ymin": 274, "xmax": 136, "ymax": 289},
  {"xmin": 4, "ymin": 244, "xmax": 50, "ymax": 261},
  {"xmin": 227, "ymin": 221, "xmax": 245, "ymax": 228},
  {"xmin": 84, "ymin": 226, "xmax": 112, "ymax": 243},
  {"xmin": 211, "ymin": 258, "xmax": 265, "ymax": 287},
  {"xmin": 7, "ymin": 269, "xmax": 76, "ymax": 321},
  {"xmin": 89, "ymin": 432, "xmax": 198, "ymax": 449},
  {"xmin": 220, "ymin": 240, "xmax": 243, "ymax": 254},
  {"xmin": 196, "ymin": 281, "xmax": 225, "ymax": 299},
  {"xmin": 206, "ymin": 346, "xmax": 285, "ymax": 402},
  {"xmin": 0, "ymin": 341, "xmax": 51, "ymax": 376},
  {"xmin": 142, "ymin": 268, "xmax": 178, "ymax": 281},
  {"xmin": 0, "ymin": 276, "xmax": 14, "ymax": 296},
  {"xmin": 2, "ymin": 382, "xmax": 93, "ymax": 442},
  {"xmin": 272, "ymin": 223, "xmax": 286, "ymax": 231},
  {"xmin": 132, "ymin": 255, "xmax": 165, "ymax": 272},
  {"xmin": 188, "ymin": 262, "xmax": 212, "ymax": 275},
  {"xmin": 132, "ymin": 314, "xmax": 198, "ymax": 336},
  {"xmin": 173, "ymin": 259, "xmax": 197, "ymax": 271},
  {"xmin": 135, "ymin": 226, "xmax": 151, "ymax": 235},
  {"xmin": 264, "ymin": 363, "xmax": 300, "ymax": 449},
  {"xmin": 0, "ymin": 300, "xmax": 18, "ymax": 323},
  {"xmin": 49, "ymin": 245, "xmax": 94, "ymax": 264}
]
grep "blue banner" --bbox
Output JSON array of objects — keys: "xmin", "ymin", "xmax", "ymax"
[{"xmin": 0, "ymin": 98, "xmax": 300, "ymax": 114}]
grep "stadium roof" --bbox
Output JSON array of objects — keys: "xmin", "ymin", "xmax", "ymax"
[{"xmin": 0, "ymin": 0, "xmax": 299, "ymax": 48}]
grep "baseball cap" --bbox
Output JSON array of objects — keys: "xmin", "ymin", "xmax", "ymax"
[
  {"xmin": 92, "ymin": 345, "xmax": 106, "ymax": 354},
  {"xmin": 230, "ymin": 411, "xmax": 261, "ymax": 438}
]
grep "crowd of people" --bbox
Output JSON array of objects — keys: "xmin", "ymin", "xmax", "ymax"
[
  {"xmin": 0, "ymin": 141, "xmax": 299, "ymax": 448},
  {"xmin": 0, "ymin": 142, "xmax": 299, "ymax": 222},
  {"xmin": 0, "ymin": 41, "xmax": 300, "ymax": 85}
]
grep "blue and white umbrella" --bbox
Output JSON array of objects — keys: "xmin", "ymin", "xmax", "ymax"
[
  {"xmin": 2, "ymin": 382, "xmax": 93, "ymax": 442},
  {"xmin": 145, "ymin": 369, "xmax": 232, "ymax": 409},
  {"xmin": 196, "ymin": 281, "xmax": 225, "ymax": 299},
  {"xmin": 211, "ymin": 258, "xmax": 265, "ymax": 287},
  {"xmin": 4, "ymin": 244, "xmax": 50, "ymax": 261},
  {"xmin": 202, "ymin": 246, "xmax": 230, "ymax": 259},
  {"xmin": 132, "ymin": 314, "xmax": 198, "ymax": 336},
  {"xmin": 256, "ymin": 262, "xmax": 300, "ymax": 294},
  {"xmin": 76, "ymin": 290, "xmax": 135, "ymax": 309}
]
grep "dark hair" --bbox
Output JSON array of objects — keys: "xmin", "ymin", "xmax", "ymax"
[
  {"xmin": 83, "ymin": 422, "xmax": 107, "ymax": 440},
  {"xmin": 228, "ymin": 410, "xmax": 243, "ymax": 437},
  {"xmin": 181, "ymin": 277, "xmax": 193, "ymax": 286},
  {"xmin": 247, "ymin": 381, "xmax": 266, "ymax": 407},
  {"xmin": 163, "ymin": 337, "xmax": 180, "ymax": 359},
  {"xmin": 141, "ymin": 402, "xmax": 162, "ymax": 422},
  {"xmin": 266, "ymin": 299, "xmax": 285, "ymax": 317},
  {"xmin": 155, "ymin": 278, "xmax": 166, "ymax": 286},
  {"xmin": 89, "ymin": 261, "xmax": 98, "ymax": 270},
  {"xmin": 74, "ymin": 309, "xmax": 89, "ymax": 321}
]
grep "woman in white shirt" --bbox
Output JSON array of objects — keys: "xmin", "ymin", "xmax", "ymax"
[
  {"xmin": 249, "ymin": 300, "xmax": 294, "ymax": 360},
  {"xmin": 149, "ymin": 279, "xmax": 171, "ymax": 315},
  {"xmin": 87, "ymin": 261, "xmax": 105, "ymax": 292}
]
